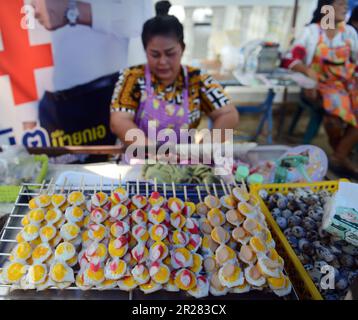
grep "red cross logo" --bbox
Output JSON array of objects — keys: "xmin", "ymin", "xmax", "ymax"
[{"xmin": 0, "ymin": 0, "xmax": 53, "ymax": 106}]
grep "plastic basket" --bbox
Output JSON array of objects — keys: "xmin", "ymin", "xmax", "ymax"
[
  {"xmin": 250, "ymin": 179, "xmax": 348, "ymax": 300},
  {"xmin": 0, "ymin": 155, "xmax": 48, "ymax": 203}
]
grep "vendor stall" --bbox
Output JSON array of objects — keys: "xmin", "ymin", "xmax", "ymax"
[{"xmin": 0, "ymin": 143, "xmax": 356, "ymax": 301}]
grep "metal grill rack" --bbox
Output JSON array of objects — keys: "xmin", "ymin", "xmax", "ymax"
[{"xmin": 0, "ymin": 181, "xmax": 298, "ymax": 300}]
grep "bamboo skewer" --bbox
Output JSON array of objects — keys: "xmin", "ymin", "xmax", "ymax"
[
  {"xmin": 145, "ymin": 182, "xmax": 149, "ymax": 198},
  {"xmin": 203, "ymin": 178, "xmax": 211, "ymax": 195},
  {"xmin": 79, "ymin": 176, "xmax": 85, "ymax": 193},
  {"xmin": 171, "ymin": 182, "xmax": 176, "ymax": 198},
  {"xmin": 220, "ymin": 180, "xmax": 228, "ymax": 195},
  {"xmin": 136, "ymin": 179, "xmax": 140, "ymax": 195},
  {"xmin": 212, "ymin": 183, "xmax": 218, "ymax": 198},
  {"xmin": 60, "ymin": 177, "xmax": 67, "ymax": 194},
  {"xmin": 184, "ymin": 185, "xmax": 188, "ymax": 202},
  {"xmin": 196, "ymin": 186, "xmax": 202, "ymax": 203}
]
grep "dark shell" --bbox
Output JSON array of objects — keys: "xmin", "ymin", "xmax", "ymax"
[
  {"xmin": 271, "ymin": 208, "xmax": 281, "ymax": 216},
  {"xmin": 287, "ymin": 201, "xmax": 297, "ymax": 211},
  {"xmin": 316, "ymin": 246, "xmax": 335, "ymax": 263},
  {"xmin": 284, "ymin": 228, "xmax": 293, "ymax": 238},
  {"xmin": 318, "ymin": 228, "xmax": 330, "ymax": 239},
  {"xmin": 298, "ymin": 253, "xmax": 312, "ymax": 265},
  {"xmin": 339, "ymin": 254, "xmax": 355, "ymax": 268},
  {"xmin": 329, "ymin": 245, "xmax": 342, "ymax": 256},
  {"xmin": 276, "ymin": 216, "xmax": 288, "ymax": 229},
  {"xmin": 292, "ymin": 226, "xmax": 306, "ymax": 238},
  {"xmin": 302, "ymin": 217, "xmax": 317, "ymax": 231},
  {"xmin": 293, "ymin": 210, "xmax": 304, "ymax": 218},
  {"xmin": 308, "ymin": 209, "xmax": 323, "ymax": 222},
  {"xmin": 287, "ymin": 192, "xmax": 295, "ymax": 201},
  {"xmin": 282, "ymin": 209, "xmax": 293, "ymax": 219},
  {"xmin": 342, "ymin": 245, "xmax": 358, "ymax": 256},
  {"xmin": 304, "ymin": 263, "xmax": 314, "ymax": 271},
  {"xmin": 276, "ymin": 198, "xmax": 288, "ymax": 210},
  {"xmin": 288, "ymin": 215, "xmax": 302, "ymax": 227},
  {"xmin": 306, "ymin": 230, "xmax": 319, "ymax": 241},
  {"xmin": 335, "ymin": 275, "xmax": 349, "ymax": 291},
  {"xmin": 287, "ymin": 235, "xmax": 298, "ymax": 248}
]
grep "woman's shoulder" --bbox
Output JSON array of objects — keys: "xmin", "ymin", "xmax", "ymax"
[
  {"xmin": 185, "ymin": 65, "xmax": 215, "ymax": 81},
  {"xmin": 118, "ymin": 64, "xmax": 145, "ymax": 78},
  {"xmin": 345, "ymin": 24, "xmax": 358, "ymax": 39},
  {"xmin": 301, "ymin": 23, "xmax": 320, "ymax": 35}
]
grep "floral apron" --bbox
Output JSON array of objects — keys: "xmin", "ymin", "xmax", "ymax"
[
  {"xmin": 311, "ymin": 24, "xmax": 358, "ymax": 127},
  {"xmin": 135, "ymin": 64, "xmax": 190, "ymax": 143}
]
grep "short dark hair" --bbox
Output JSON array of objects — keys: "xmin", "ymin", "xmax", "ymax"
[
  {"xmin": 310, "ymin": 0, "xmax": 335, "ymax": 24},
  {"xmin": 348, "ymin": 6, "xmax": 358, "ymax": 25},
  {"xmin": 155, "ymin": 1, "xmax": 172, "ymax": 16},
  {"xmin": 141, "ymin": 15, "xmax": 185, "ymax": 49}
]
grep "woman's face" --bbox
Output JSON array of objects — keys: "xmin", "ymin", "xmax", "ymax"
[
  {"xmin": 333, "ymin": 0, "xmax": 348, "ymax": 22},
  {"xmin": 146, "ymin": 35, "xmax": 184, "ymax": 85}
]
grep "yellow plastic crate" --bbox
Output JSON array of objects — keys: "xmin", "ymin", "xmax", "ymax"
[
  {"xmin": 0, "ymin": 155, "xmax": 48, "ymax": 203},
  {"xmin": 251, "ymin": 179, "xmax": 348, "ymax": 300}
]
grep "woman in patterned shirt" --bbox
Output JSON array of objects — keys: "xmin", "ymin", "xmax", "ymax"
[{"xmin": 110, "ymin": 11, "xmax": 239, "ymax": 146}]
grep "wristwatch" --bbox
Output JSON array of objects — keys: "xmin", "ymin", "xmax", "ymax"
[{"xmin": 66, "ymin": 0, "xmax": 80, "ymax": 26}]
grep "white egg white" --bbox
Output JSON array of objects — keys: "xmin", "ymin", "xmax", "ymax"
[
  {"xmin": 244, "ymin": 266, "xmax": 266, "ymax": 287},
  {"xmin": 218, "ymin": 265, "xmax": 244, "ymax": 288}
]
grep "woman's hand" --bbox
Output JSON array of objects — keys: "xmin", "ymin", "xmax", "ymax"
[
  {"xmin": 110, "ymin": 111, "xmax": 148, "ymax": 147},
  {"xmin": 208, "ymin": 104, "xmax": 239, "ymax": 143},
  {"xmin": 303, "ymin": 88, "xmax": 319, "ymax": 102},
  {"xmin": 304, "ymin": 68, "xmax": 319, "ymax": 82}
]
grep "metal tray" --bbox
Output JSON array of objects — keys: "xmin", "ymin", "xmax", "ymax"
[{"xmin": 0, "ymin": 182, "xmax": 298, "ymax": 300}]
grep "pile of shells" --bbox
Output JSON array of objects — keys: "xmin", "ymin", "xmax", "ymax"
[{"xmin": 259, "ymin": 188, "xmax": 358, "ymax": 300}]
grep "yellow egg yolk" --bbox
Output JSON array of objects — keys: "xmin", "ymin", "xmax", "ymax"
[
  {"xmin": 46, "ymin": 210, "xmax": 59, "ymax": 222},
  {"xmin": 153, "ymin": 266, "xmax": 169, "ymax": 282},
  {"xmin": 65, "ymin": 224, "xmax": 80, "ymax": 237},
  {"xmin": 190, "ymin": 254, "xmax": 202, "ymax": 273},
  {"xmin": 15, "ymin": 242, "xmax": 31, "ymax": 259},
  {"xmin": 16, "ymin": 233, "xmax": 25, "ymax": 243},
  {"xmin": 21, "ymin": 215, "xmax": 30, "ymax": 226},
  {"xmin": 224, "ymin": 266, "xmax": 242, "ymax": 282},
  {"xmin": 72, "ymin": 207, "xmax": 83, "ymax": 218},
  {"xmin": 38, "ymin": 195, "xmax": 51, "ymax": 207},
  {"xmin": 25, "ymin": 224, "xmax": 39, "ymax": 235},
  {"xmin": 29, "ymin": 209, "xmax": 45, "ymax": 222},
  {"xmin": 122, "ymin": 276, "xmax": 137, "ymax": 286},
  {"xmin": 7, "ymin": 263, "xmax": 26, "ymax": 282},
  {"xmin": 110, "ymin": 261, "xmax": 126, "ymax": 275},
  {"xmin": 109, "ymin": 240, "xmax": 127, "ymax": 257},
  {"xmin": 41, "ymin": 226, "xmax": 55, "ymax": 239},
  {"xmin": 31, "ymin": 237, "xmax": 42, "ymax": 247},
  {"xmin": 67, "ymin": 255, "xmax": 77, "ymax": 265},
  {"xmin": 175, "ymin": 270, "xmax": 196, "ymax": 290},
  {"xmin": 52, "ymin": 263, "xmax": 67, "ymax": 281},
  {"xmin": 32, "ymin": 265, "xmax": 46, "ymax": 283},
  {"xmin": 52, "ymin": 194, "xmax": 65, "ymax": 206},
  {"xmin": 87, "ymin": 268, "xmax": 104, "ymax": 282},
  {"xmin": 68, "ymin": 192, "xmax": 84, "ymax": 204},
  {"xmin": 82, "ymin": 230, "xmax": 90, "ymax": 243},
  {"xmin": 268, "ymin": 276, "xmax": 286, "ymax": 289},
  {"xmin": 92, "ymin": 226, "xmax": 106, "ymax": 240},
  {"xmin": 28, "ymin": 198, "xmax": 38, "ymax": 209},
  {"xmin": 96, "ymin": 244, "xmax": 107, "ymax": 258},
  {"xmin": 250, "ymin": 237, "xmax": 266, "ymax": 253},
  {"xmin": 32, "ymin": 246, "xmax": 49, "ymax": 260}
]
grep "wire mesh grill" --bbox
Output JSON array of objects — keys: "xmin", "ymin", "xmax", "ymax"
[{"xmin": 0, "ymin": 181, "xmax": 298, "ymax": 300}]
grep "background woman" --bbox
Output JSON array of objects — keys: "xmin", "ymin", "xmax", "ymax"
[{"xmin": 283, "ymin": 0, "xmax": 358, "ymax": 178}]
